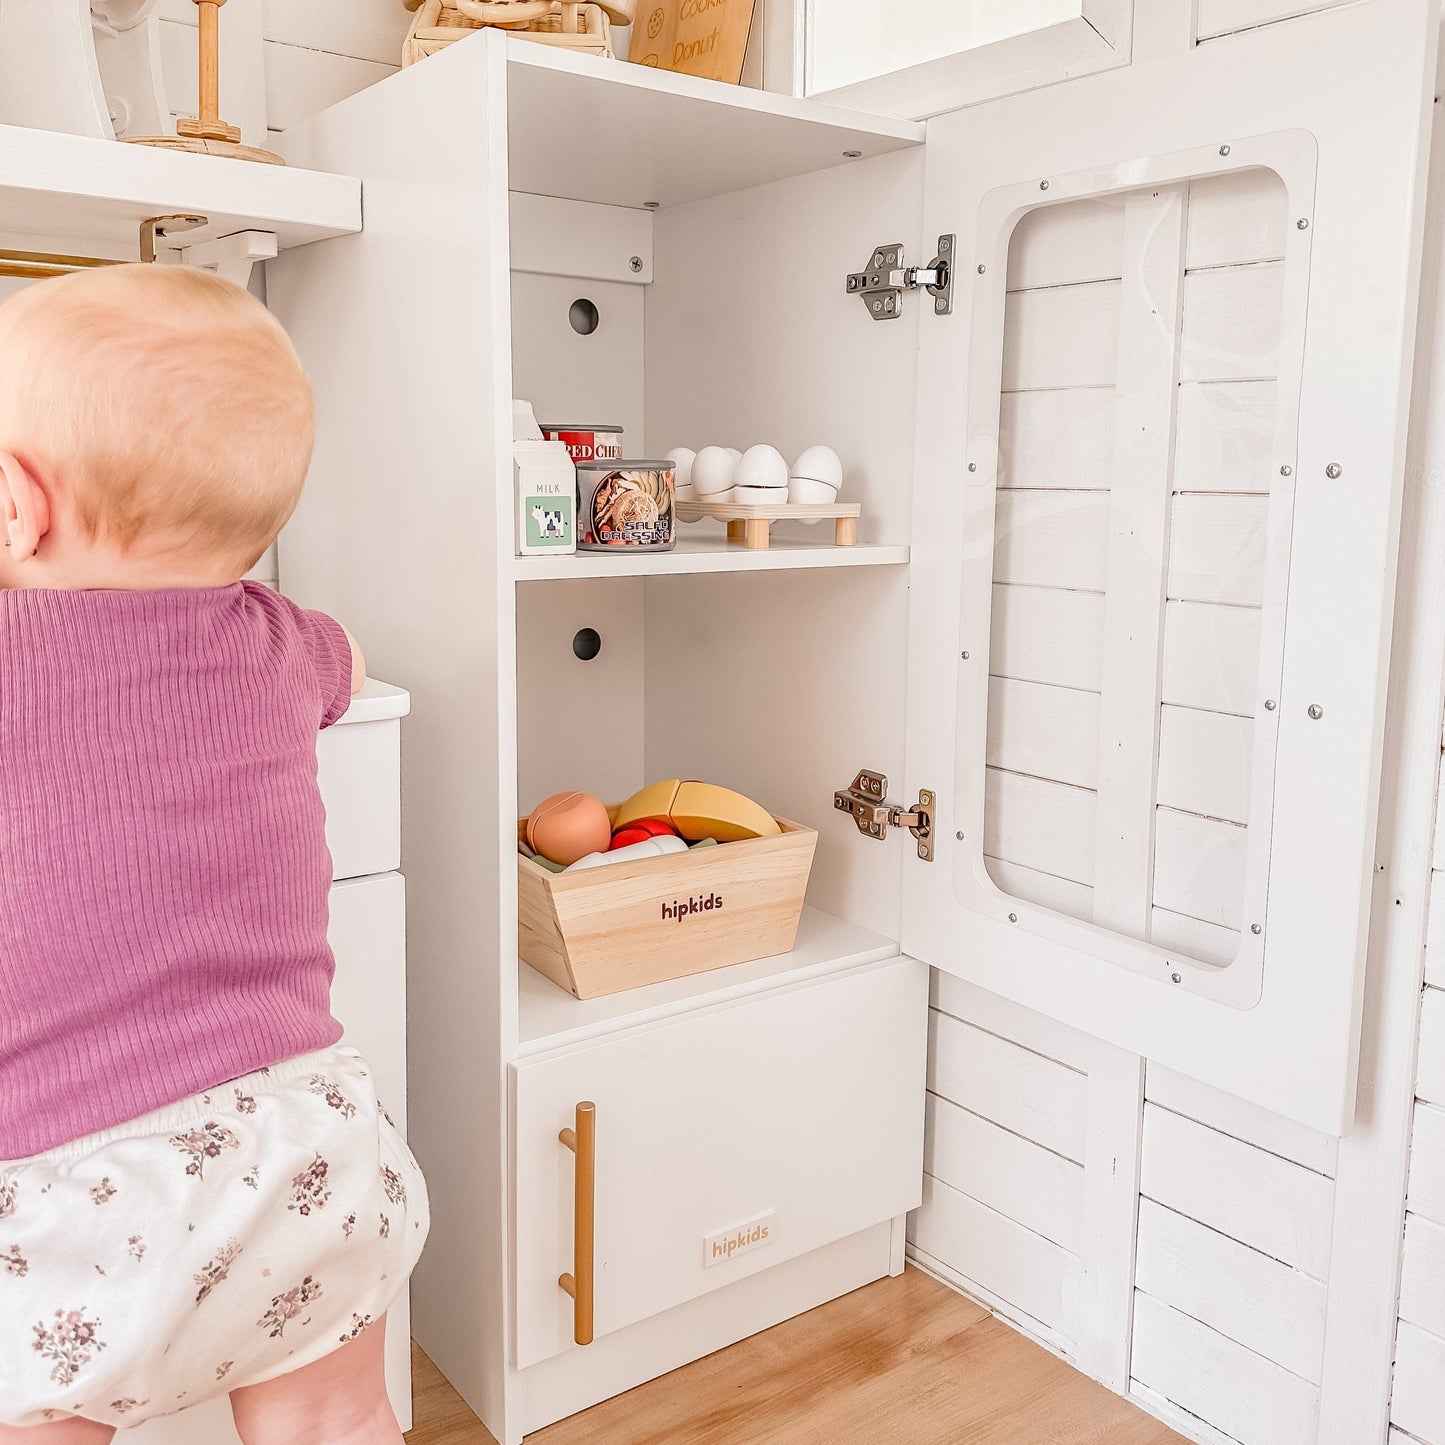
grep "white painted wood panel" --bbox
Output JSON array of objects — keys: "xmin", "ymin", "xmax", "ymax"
[
  {"xmin": 1131, "ymin": 1292, "xmax": 1320, "ymax": 1445},
  {"xmin": 1400, "ymin": 1213, "xmax": 1445, "ymax": 1340},
  {"xmin": 993, "ymin": 489, "xmax": 1111, "ymax": 591},
  {"xmin": 1150, "ymin": 908, "xmax": 1241, "ymax": 967},
  {"xmin": 1167, "ymin": 493, "xmax": 1269, "ymax": 606},
  {"xmin": 1156, "ymin": 705, "xmax": 1254, "ymax": 825},
  {"xmin": 929, "ymin": 970, "xmax": 1097, "ymax": 1075},
  {"xmin": 1420, "ymin": 987, "xmax": 1445, "ymax": 1108},
  {"xmin": 1135, "ymin": 1198, "xmax": 1327, "ymax": 1383},
  {"xmin": 1140, "ymin": 1105, "xmax": 1333, "ymax": 1277},
  {"xmin": 1152, "ymin": 807, "xmax": 1248, "ymax": 932},
  {"xmin": 263, "ymin": 41, "xmax": 395, "ymax": 133},
  {"xmin": 985, "ymin": 856, "xmax": 1095, "ymax": 923},
  {"xmin": 984, "ymin": 767, "xmax": 1098, "ymax": 888},
  {"xmin": 909, "ymin": 1176, "xmax": 1080, "ymax": 1341},
  {"xmin": 990, "ymin": 584, "xmax": 1106, "ymax": 691},
  {"xmin": 261, "ymin": 0, "xmax": 409, "ymax": 66},
  {"xmin": 1146, "ymin": 1064, "xmax": 1338, "ymax": 1176},
  {"xmin": 986, "ymin": 677, "xmax": 1101, "ymax": 789},
  {"xmin": 1393, "ymin": 1321, "xmax": 1445, "ymax": 1445},
  {"xmin": 1173, "ymin": 381, "xmax": 1278, "ymax": 494},
  {"xmin": 1179, "ymin": 262, "xmax": 1285, "ymax": 384},
  {"xmin": 1005, "ymin": 196, "xmax": 1124, "ymax": 290},
  {"xmin": 1184, "ymin": 169, "xmax": 1287, "ymax": 270},
  {"xmin": 1196, "ymin": 0, "xmax": 1353, "ymax": 42},
  {"xmin": 1161, "ymin": 600, "xmax": 1262, "ymax": 716},
  {"xmin": 998, "ymin": 389, "xmax": 1116, "ymax": 490},
  {"xmin": 927, "ymin": 1008, "xmax": 1088, "ymax": 1163},
  {"xmin": 924, "ymin": 1091, "xmax": 1085, "ymax": 1252},
  {"xmin": 1001, "ymin": 283, "xmax": 1121, "ymax": 391},
  {"xmin": 1426, "ymin": 870, "xmax": 1445, "ymax": 989},
  {"xmin": 1409, "ymin": 1102, "xmax": 1445, "ymax": 1227}
]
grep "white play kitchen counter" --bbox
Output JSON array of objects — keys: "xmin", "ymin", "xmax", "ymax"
[{"xmin": 131, "ymin": 679, "xmax": 414, "ymax": 1445}]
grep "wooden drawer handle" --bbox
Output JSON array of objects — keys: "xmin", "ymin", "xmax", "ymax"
[{"xmin": 558, "ymin": 1101, "xmax": 596, "ymax": 1346}]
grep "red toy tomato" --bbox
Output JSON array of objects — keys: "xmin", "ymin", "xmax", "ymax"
[{"xmin": 609, "ymin": 818, "xmax": 680, "ymax": 851}]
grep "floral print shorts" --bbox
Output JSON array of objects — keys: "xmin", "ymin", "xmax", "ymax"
[{"xmin": 0, "ymin": 1045, "xmax": 428, "ymax": 1429}]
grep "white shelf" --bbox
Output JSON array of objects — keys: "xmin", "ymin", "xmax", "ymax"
[
  {"xmin": 500, "ymin": 34, "xmax": 924, "ymax": 209},
  {"xmin": 0, "ymin": 123, "xmax": 360, "ymax": 258},
  {"xmin": 514, "ymin": 532, "xmax": 909, "ymax": 580},
  {"xmin": 517, "ymin": 904, "xmax": 901, "ymax": 1055}
]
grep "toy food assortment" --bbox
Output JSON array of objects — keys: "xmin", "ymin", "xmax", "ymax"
[
  {"xmin": 577, "ymin": 461, "xmax": 676, "ymax": 551},
  {"xmin": 526, "ymin": 791, "xmax": 612, "ymax": 866},
  {"xmin": 540, "ymin": 424, "xmax": 624, "ymax": 464},
  {"xmin": 614, "ymin": 779, "xmax": 783, "ymax": 843}
]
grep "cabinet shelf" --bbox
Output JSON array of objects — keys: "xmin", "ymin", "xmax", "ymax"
[
  {"xmin": 514, "ymin": 532, "xmax": 909, "ymax": 580},
  {"xmin": 501, "ymin": 35, "xmax": 924, "ymax": 209},
  {"xmin": 0, "ymin": 123, "xmax": 361, "ymax": 258},
  {"xmin": 516, "ymin": 904, "xmax": 900, "ymax": 1055}
]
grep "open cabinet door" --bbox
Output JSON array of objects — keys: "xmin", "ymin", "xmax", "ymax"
[{"xmin": 902, "ymin": 0, "xmax": 1438, "ymax": 1132}]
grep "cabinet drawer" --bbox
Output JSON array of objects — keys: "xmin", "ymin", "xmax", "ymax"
[
  {"xmin": 512, "ymin": 956, "xmax": 928, "ymax": 1369},
  {"xmin": 318, "ymin": 685, "xmax": 406, "ymax": 881}
]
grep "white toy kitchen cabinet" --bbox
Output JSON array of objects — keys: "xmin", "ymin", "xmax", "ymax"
[{"xmin": 268, "ymin": 3, "xmax": 1439, "ymax": 1440}]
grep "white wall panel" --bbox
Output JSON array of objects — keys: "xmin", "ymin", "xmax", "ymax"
[
  {"xmin": 1401, "ymin": 1213, "xmax": 1445, "ymax": 1340},
  {"xmin": 1000, "ymin": 282, "xmax": 1121, "ymax": 391},
  {"xmin": 1152, "ymin": 807, "xmax": 1248, "ymax": 932},
  {"xmin": 1410, "ymin": 1101, "xmax": 1445, "ymax": 1227},
  {"xmin": 1196, "ymin": 0, "xmax": 1353, "ymax": 42},
  {"xmin": 984, "ymin": 768, "xmax": 1097, "ymax": 888},
  {"xmin": 990, "ymin": 584, "xmax": 1106, "ymax": 691},
  {"xmin": 1167, "ymin": 493, "xmax": 1269, "ymax": 606},
  {"xmin": 1420, "ymin": 987, "xmax": 1445, "ymax": 1107},
  {"xmin": 1179, "ymin": 263, "xmax": 1285, "ymax": 383},
  {"xmin": 1173, "ymin": 381, "xmax": 1278, "ymax": 494},
  {"xmin": 998, "ymin": 389, "xmax": 1116, "ymax": 489},
  {"xmin": 1393, "ymin": 1321, "xmax": 1445, "ymax": 1445},
  {"xmin": 993, "ymin": 489, "xmax": 1111, "ymax": 591},
  {"xmin": 986, "ymin": 678, "xmax": 1101, "ymax": 789},
  {"xmin": 1005, "ymin": 195, "xmax": 1124, "ymax": 290},
  {"xmin": 1161, "ymin": 601, "xmax": 1261, "ymax": 716},
  {"xmin": 1184, "ymin": 169, "xmax": 1288, "ymax": 270},
  {"xmin": 1150, "ymin": 908, "xmax": 1240, "ymax": 968},
  {"xmin": 1156, "ymin": 705, "xmax": 1254, "ymax": 825}
]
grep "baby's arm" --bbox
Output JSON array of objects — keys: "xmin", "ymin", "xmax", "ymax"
[{"xmin": 340, "ymin": 624, "xmax": 365, "ymax": 696}]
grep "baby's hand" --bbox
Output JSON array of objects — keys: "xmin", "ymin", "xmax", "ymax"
[{"xmin": 340, "ymin": 625, "xmax": 365, "ymax": 696}]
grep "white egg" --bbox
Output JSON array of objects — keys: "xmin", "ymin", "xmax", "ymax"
[
  {"xmin": 791, "ymin": 445, "xmax": 844, "ymax": 491},
  {"xmin": 665, "ymin": 447, "xmax": 696, "ymax": 489},
  {"xmin": 674, "ymin": 482, "xmax": 696, "ymax": 502},
  {"xmin": 723, "ymin": 447, "xmax": 742, "ymax": 464},
  {"xmin": 734, "ymin": 485, "xmax": 785, "ymax": 505},
  {"xmin": 692, "ymin": 445, "xmax": 737, "ymax": 497},
  {"xmin": 734, "ymin": 444, "xmax": 789, "ymax": 491},
  {"xmin": 789, "ymin": 477, "xmax": 839, "ymax": 505}
]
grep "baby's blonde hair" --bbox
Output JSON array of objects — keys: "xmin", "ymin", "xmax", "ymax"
[{"xmin": 0, "ymin": 264, "xmax": 315, "ymax": 570}]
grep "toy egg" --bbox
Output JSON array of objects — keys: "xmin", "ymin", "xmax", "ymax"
[
  {"xmin": 724, "ymin": 447, "xmax": 742, "ymax": 464},
  {"xmin": 691, "ymin": 446, "xmax": 737, "ymax": 498},
  {"xmin": 666, "ymin": 447, "xmax": 696, "ymax": 489},
  {"xmin": 790, "ymin": 445, "xmax": 844, "ymax": 493},
  {"xmin": 734, "ymin": 485, "xmax": 784, "ymax": 504},
  {"xmin": 734, "ymin": 444, "xmax": 789, "ymax": 492},
  {"xmin": 789, "ymin": 477, "xmax": 839, "ymax": 505},
  {"xmin": 526, "ymin": 790, "xmax": 612, "ymax": 866},
  {"xmin": 674, "ymin": 483, "xmax": 697, "ymax": 502}
]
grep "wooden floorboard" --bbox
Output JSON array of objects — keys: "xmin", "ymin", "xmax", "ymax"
[{"xmin": 406, "ymin": 1267, "xmax": 1187, "ymax": 1444}]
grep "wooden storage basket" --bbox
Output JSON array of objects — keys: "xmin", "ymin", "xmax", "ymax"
[
  {"xmin": 518, "ymin": 815, "xmax": 818, "ymax": 999},
  {"xmin": 403, "ymin": 0, "xmax": 615, "ymax": 64}
]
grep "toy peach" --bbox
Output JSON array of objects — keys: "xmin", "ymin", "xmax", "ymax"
[{"xmin": 526, "ymin": 791, "xmax": 612, "ymax": 866}]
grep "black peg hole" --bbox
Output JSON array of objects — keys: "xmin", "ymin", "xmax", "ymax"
[
  {"xmin": 572, "ymin": 628, "xmax": 602, "ymax": 662},
  {"xmin": 569, "ymin": 299, "xmax": 600, "ymax": 336}
]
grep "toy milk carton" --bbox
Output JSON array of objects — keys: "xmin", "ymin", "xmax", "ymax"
[{"xmin": 513, "ymin": 402, "xmax": 575, "ymax": 556}]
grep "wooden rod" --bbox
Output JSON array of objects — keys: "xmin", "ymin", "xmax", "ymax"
[
  {"xmin": 0, "ymin": 250, "xmax": 119, "ymax": 281},
  {"xmin": 557, "ymin": 1100, "xmax": 596, "ymax": 1347},
  {"xmin": 197, "ymin": 0, "xmax": 222, "ymax": 126}
]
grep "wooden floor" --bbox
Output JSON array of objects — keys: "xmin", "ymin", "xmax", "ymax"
[{"xmin": 405, "ymin": 1267, "xmax": 1187, "ymax": 1444}]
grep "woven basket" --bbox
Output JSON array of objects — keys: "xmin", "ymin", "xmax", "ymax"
[{"xmin": 402, "ymin": 0, "xmax": 622, "ymax": 65}]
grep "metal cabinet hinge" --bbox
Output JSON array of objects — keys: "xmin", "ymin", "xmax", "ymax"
[
  {"xmin": 833, "ymin": 770, "xmax": 935, "ymax": 860},
  {"xmin": 846, "ymin": 236, "xmax": 954, "ymax": 321}
]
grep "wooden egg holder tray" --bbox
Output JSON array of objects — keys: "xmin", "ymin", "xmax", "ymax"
[{"xmin": 674, "ymin": 499, "xmax": 860, "ymax": 551}]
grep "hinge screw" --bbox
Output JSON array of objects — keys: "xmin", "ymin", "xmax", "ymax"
[
  {"xmin": 1297, "ymin": 218, "xmax": 1310, "ymax": 229},
  {"xmin": 1251, "ymin": 923, "xmax": 1262, "ymax": 935},
  {"xmin": 1219, "ymin": 144, "xmax": 1231, "ymax": 156},
  {"xmin": 1326, "ymin": 462, "xmax": 1343, "ymax": 478},
  {"xmin": 1280, "ymin": 464, "xmax": 1292, "ymax": 476},
  {"xmin": 629, "ymin": 255, "xmax": 643, "ymax": 272},
  {"xmin": 1308, "ymin": 703, "xmax": 1324, "ymax": 719}
]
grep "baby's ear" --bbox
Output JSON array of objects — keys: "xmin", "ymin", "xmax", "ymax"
[{"xmin": 0, "ymin": 450, "xmax": 52, "ymax": 562}]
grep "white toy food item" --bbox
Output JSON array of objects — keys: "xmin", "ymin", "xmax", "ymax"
[
  {"xmin": 734, "ymin": 485, "xmax": 784, "ymax": 504},
  {"xmin": 666, "ymin": 447, "xmax": 696, "ymax": 489},
  {"xmin": 564, "ymin": 834, "xmax": 689, "ymax": 872},
  {"xmin": 724, "ymin": 447, "xmax": 742, "ymax": 465},
  {"xmin": 734, "ymin": 444, "xmax": 789, "ymax": 492},
  {"xmin": 790, "ymin": 445, "xmax": 844, "ymax": 493},
  {"xmin": 788, "ymin": 477, "xmax": 838, "ymax": 505},
  {"xmin": 691, "ymin": 446, "xmax": 737, "ymax": 498}
]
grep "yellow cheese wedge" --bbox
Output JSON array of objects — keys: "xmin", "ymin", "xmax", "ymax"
[{"xmin": 614, "ymin": 779, "xmax": 782, "ymax": 843}]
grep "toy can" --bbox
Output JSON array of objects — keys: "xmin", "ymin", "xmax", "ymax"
[
  {"xmin": 577, "ymin": 461, "xmax": 676, "ymax": 552},
  {"xmin": 540, "ymin": 424, "xmax": 624, "ymax": 464}
]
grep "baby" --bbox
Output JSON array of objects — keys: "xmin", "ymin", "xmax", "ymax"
[{"xmin": 0, "ymin": 266, "xmax": 427, "ymax": 1443}]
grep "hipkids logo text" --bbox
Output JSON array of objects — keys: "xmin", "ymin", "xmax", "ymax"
[
  {"xmin": 703, "ymin": 1212, "xmax": 775, "ymax": 1269},
  {"xmin": 661, "ymin": 892, "xmax": 723, "ymax": 923}
]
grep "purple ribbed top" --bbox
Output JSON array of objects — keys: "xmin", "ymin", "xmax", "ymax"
[{"xmin": 0, "ymin": 581, "xmax": 351, "ymax": 1159}]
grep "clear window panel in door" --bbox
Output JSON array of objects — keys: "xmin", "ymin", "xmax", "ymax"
[{"xmin": 983, "ymin": 169, "xmax": 1289, "ymax": 969}]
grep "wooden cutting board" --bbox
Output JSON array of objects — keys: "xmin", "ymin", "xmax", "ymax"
[{"xmin": 628, "ymin": 0, "xmax": 756, "ymax": 84}]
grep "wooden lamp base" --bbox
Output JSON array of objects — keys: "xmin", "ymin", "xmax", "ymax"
[{"xmin": 124, "ymin": 134, "xmax": 284, "ymax": 165}]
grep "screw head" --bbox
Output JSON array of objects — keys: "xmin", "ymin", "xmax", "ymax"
[
  {"xmin": 629, "ymin": 255, "xmax": 643, "ymax": 273},
  {"xmin": 1280, "ymin": 464, "xmax": 1292, "ymax": 476},
  {"xmin": 1171, "ymin": 972, "xmax": 1182, "ymax": 984},
  {"xmin": 977, "ymin": 263, "xmax": 987, "ymax": 274},
  {"xmin": 1297, "ymin": 217, "xmax": 1310, "ymax": 229},
  {"xmin": 961, "ymin": 650, "xmax": 970, "ymax": 660},
  {"xmin": 1326, "ymin": 462, "xmax": 1343, "ymax": 479},
  {"xmin": 644, "ymin": 200, "xmax": 660, "ymax": 209},
  {"xmin": 955, "ymin": 830, "xmax": 965, "ymax": 841},
  {"xmin": 1040, "ymin": 180, "xmax": 1050, "ymax": 191},
  {"xmin": 940, "ymin": 236, "xmax": 952, "ymax": 252},
  {"xmin": 843, "ymin": 149, "xmax": 863, "ymax": 158},
  {"xmin": 1219, "ymin": 144, "xmax": 1231, "ymax": 156},
  {"xmin": 1008, "ymin": 912, "xmax": 1018, "ymax": 923},
  {"xmin": 1308, "ymin": 703, "xmax": 1324, "ymax": 719},
  {"xmin": 1264, "ymin": 699, "xmax": 1277, "ymax": 711},
  {"xmin": 967, "ymin": 461, "xmax": 977, "ymax": 472},
  {"xmin": 1251, "ymin": 923, "xmax": 1263, "ymax": 935}
]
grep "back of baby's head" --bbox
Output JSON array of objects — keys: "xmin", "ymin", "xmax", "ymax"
[{"xmin": 0, "ymin": 264, "xmax": 315, "ymax": 571}]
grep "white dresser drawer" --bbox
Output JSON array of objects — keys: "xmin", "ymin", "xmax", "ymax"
[
  {"xmin": 319, "ymin": 680, "xmax": 409, "ymax": 881},
  {"xmin": 512, "ymin": 956, "xmax": 928, "ymax": 1369}
]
